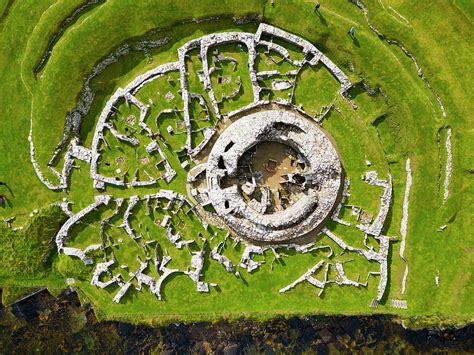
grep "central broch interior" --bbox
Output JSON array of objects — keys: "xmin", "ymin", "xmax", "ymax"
[
  {"xmin": 243, "ymin": 141, "xmax": 303, "ymax": 212},
  {"xmin": 206, "ymin": 108, "xmax": 342, "ymax": 243}
]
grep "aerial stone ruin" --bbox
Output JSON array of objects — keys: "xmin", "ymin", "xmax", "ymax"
[{"xmin": 29, "ymin": 24, "xmax": 398, "ymax": 307}]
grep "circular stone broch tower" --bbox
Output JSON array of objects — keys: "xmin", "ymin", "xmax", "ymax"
[{"xmin": 206, "ymin": 107, "xmax": 342, "ymax": 243}]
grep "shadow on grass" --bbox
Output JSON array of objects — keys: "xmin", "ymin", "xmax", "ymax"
[
  {"xmin": 3, "ymin": 183, "xmax": 15, "ymax": 197},
  {"xmin": 315, "ymin": 11, "xmax": 328, "ymax": 27},
  {"xmin": 351, "ymin": 35, "xmax": 360, "ymax": 48}
]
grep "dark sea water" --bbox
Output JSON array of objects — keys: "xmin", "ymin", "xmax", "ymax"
[{"xmin": 0, "ymin": 288, "xmax": 472, "ymax": 353}]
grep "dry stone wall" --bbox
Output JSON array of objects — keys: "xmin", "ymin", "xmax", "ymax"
[{"xmin": 47, "ymin": 24, "xmax": 396, "ymax": 306}]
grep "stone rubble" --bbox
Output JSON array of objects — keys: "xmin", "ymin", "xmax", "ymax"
[
  {"xmin": 145, "ymin": 140, "xmax": 176, "ymax": 183},
  {"xmin": 91, "ymin": 260, "xmax": 121, "ymax": 289},
  {"xmin": 239, "ymin": 245, "xmax": 265, "ymax": 272},
  {"xmin": 47, "ymin": 23, "xmax": 400, "ymax": 306},
  {"xmin": 401, "ymin": 264, "xmax": 409, "ymax": 295},
  {"xmin": 31, "ymin": 24, "xmax": 352, "ymax": 191},
  {"xmin": 255, "ymin": 24, "xmax": 351, "ymax": 93},
  {"xmin": 56, "ymin": 195, "xmax": 112, "ymax": 264},
  {"xmin": 399, "ymin": 159, "xmax": 412, "ymax": 295},
  {"xmin": 331, "ymin": 178, "xmax": 351, "ymax": 226},
  {"xmin": 323, "ymin": 211, "xmax": 391, "ymax": 303},
  {"xmin": 210, "ymin": 241, "xmax": 235, "ymax": 273},
  {"xmin": 333, "ymin": 261, "xmax": 361, "ymax": 287},
  {"xmin": 357, "ymin": 171, "xmax": 392, "ymax": 237},
  {"xmin": 56, "ymin": 189, "xmax": 222, "ymax": 303},
  {"xmin": 390, "ymin": 299, "xmax": 408, "ymax": 309},
  {"xmin": 206, "ymin": 107, "xmax": 342, "ymax": 243},
  {"xmin": 443, "ymin": 126, "xmax": 452, "ymax": 202},
  {"xmin": 279, "ymin": 260, "xmax": 327, "ymax": 295}
]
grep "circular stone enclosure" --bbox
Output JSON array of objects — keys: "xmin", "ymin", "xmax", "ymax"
[{"xmin": 206, "ymin": 108, "xmax": 343, "ymax": 243}]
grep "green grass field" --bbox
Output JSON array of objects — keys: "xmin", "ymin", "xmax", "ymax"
[{"xmin": 0, "ymin": 0, "xmax": 472, "ymax": 327}]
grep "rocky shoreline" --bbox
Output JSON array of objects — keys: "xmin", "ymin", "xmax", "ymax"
[{"xmin": 0, "ymin": 288, "xmax": 472, "ymax": 353}]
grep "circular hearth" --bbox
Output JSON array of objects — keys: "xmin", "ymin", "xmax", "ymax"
[{"xmin": 206, "ymin": 108, "xmax": 343, "ymax": 243}]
